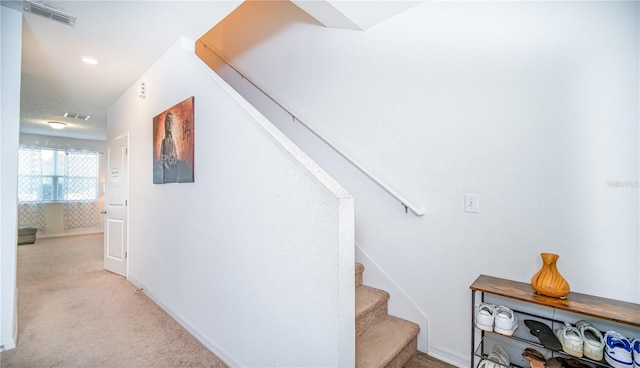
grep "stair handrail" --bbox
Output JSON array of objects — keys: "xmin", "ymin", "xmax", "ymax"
[{"xmin": 198, "ymin": 40, "xmax": 425, "ymax": 216}]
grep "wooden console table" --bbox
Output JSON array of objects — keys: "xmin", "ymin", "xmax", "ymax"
[{"xmin": 470, "ymin": 274, "xmax": 640, "ymax": 367}]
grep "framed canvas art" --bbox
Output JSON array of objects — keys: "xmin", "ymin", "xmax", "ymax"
[{"xmin": 153, "ymin": 96, "xmax": 195, "ymax": 184}]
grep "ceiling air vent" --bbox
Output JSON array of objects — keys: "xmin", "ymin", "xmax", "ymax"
[
  {"xmin": 23, "ymin": 1, "xmax": 76, "ymax": 27},
  {"xmin": 64, "ymin": 112, "xmax": 90, "ymax": 121}
]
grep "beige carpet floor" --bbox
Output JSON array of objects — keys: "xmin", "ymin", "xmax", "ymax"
[{"xmin": 0, "ymin": 234, "xmax": 227, "ymax": 368}]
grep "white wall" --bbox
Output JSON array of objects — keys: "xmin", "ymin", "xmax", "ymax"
[
  {"xmin": 202, "ymin": 1, "xmax": 639, "ymax": 365},
  {"xmin": 18, "ymin": 134, "xmax": 106, "ymax": 238},
  {"xmin": 108, "ymin": 39, "xmax": 355, "ymax": 367},
  {"xmin": 0, "ymin": 5, "xmax": 22, "ymax": 351}
]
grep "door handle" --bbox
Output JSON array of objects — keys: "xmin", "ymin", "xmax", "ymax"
[{"xmin": 100, "ymin": 210, "xmax": 107, "ymax": 214}]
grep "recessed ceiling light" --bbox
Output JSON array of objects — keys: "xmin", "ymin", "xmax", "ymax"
[
  {"xmin": 81, "ymin": 56, "xmax": 99, "ymax": 65},
  {"xmin": 48, "ymin": 121, "xmax": 67, "ymax": 130}
]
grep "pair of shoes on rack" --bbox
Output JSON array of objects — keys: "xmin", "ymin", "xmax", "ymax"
[
  {"xmin": 522, "ymin": 348, "xmax": 590, "ymax": 368},
  {"xmin": 480, "ymin": 344, "xmax": 510, "ymax": 368},
  {"xmin": 604, "ymin": 331, "xmax": 639, "ymax": 368},
  {"xmin": 476, "ymin": 303, "xmax": 519, "ymax": 336},
  {"xmin": 556, "ymin": 320, "xmax": 605, "ymax": 360}
]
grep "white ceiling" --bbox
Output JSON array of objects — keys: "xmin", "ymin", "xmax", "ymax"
[
  {"xmin": 3, "ymin": 0, "xmax": 422, "ymax": 142},
  {"xmin": 292, "ymin": 0, "xmax": 421, "ymax": 30},
  {"xmin": 2, "ymin": 0, "xmax": 241, "ymax": 141}
]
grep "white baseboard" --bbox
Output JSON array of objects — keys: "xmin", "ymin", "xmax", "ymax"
[
  {"xmin": 37, "ymin": 228, "xmax": 103, "ymax": 239},
  {"xmin": 428, "ymin": 343, "xmax": 470, "ymax": 368},
  {"xmin": 126, "ymin": 276, "xmax": 244, "ymax": 367},
  {"xmin": 1, "ymin": 288, "xmax": 18, "ymax": 352},
  {"xmin": 0, "ymin": 338, "xmax": 16, "ymax": 352},
  {"xmin": 13, "ymin": 286, "xmax": 18, "ymax": 346}
]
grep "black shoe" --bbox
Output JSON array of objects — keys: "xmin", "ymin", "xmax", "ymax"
[{"xmin": 524, "ymin": 319, "xmax": 563, "ymax": 351}]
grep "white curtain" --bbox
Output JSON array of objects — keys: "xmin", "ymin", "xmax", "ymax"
[
  {"xmin": 61, "ymin": 150, "xmax": 100, "ymax": 229},
  {"xmin": 63, "ymin": 202, "xmax": 100, "ymax": 229},
  {"xmin": 17, "ymin": 147, "xmax": 45, "ymax": 202},
  {"xmin": 17, "ymin": 147, "xmax": 47, "ymax": 230},
  {"xmin": 18, "ymin": 147, "xmax": 100, "ymax": 231},
  {"xmin": 17, "ymin": 203, "xmax": 46, "ymax": 231}
]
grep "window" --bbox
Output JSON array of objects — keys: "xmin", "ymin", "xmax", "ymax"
[{"xmin": 18, "ymin": 147, "xmax": 99, "ymax": 203}]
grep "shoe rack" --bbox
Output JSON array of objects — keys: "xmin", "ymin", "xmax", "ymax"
[{"xmin": 470, "ymin": 274, "xmax": 640, "ymax": 368}]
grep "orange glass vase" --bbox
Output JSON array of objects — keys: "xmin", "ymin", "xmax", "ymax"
[{"xmin": 531, "ymin": 253, "xmax": 570, "ymax": 298}]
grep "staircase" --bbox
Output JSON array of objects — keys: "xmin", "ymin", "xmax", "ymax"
[{"xmin": 356, "ymin": 263, "xmax": 420, "ymax": 368}]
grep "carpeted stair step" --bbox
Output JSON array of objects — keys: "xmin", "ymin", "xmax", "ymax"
[
  {"xmin": 356, "ymin": 263, "xmax": 364, "ymax": 287},
  {"xmin": 356, "ymin": 315, "xmax": 420, "ymax": 368},
  {"xmin": 356, "ymin": 285, "xmax": 389, "ymax": 337}
]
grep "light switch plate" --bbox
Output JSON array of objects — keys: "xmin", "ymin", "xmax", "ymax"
[{"xmin": 465, "ymin": 194, "xmax": 479, "ymax": 213}]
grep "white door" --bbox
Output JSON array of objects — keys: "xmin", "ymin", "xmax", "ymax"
[{"xmin": 104, "ymin": 134, "xmax": 128, "ymax": 276}]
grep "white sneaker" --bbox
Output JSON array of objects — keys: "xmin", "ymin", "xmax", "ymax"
[
  {"xmin": 494, "ymin": 305, "xmax": 518, "ymax": 336},
  {"xmin": 476, "ymin": 303, "xmax": 496, "ymax": 332},
  {"xmin": 478, "ymin": 359, "xmax": 497, "ymax": 368},
  {"xmin": 631, "ymin": 338, "xmax": 640, "ymax": 368},
  {"xmin": 487, "ymin": 344, "xmax": 510, "ymax": 367},
  {"xmin": 605, "ymin": 331, "xmax": 633, "ymax": 368},
  {"xmin": 556, "ymin": 322, "xmax": 583, "ymax": 358},
  {"xmin": 576, "ymin": 320, "xmax": 604, "ymax": 361}
]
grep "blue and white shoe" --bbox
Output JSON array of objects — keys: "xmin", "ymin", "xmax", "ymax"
[
  {"xmin": 605, "ymin": 331, "xmax": 633, "ymax": 368},
  {"xmin": 632, "ymin": 338, "xmax": 640, "ymax": 368}
]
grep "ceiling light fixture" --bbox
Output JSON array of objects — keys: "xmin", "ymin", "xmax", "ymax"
[
  {"xmin": 81, "ymin": 56, "xmax": 99, "ymax": 65},
  {"xmin": 48, "ymin": 121, "xmax": 67, "ymax": 130}
]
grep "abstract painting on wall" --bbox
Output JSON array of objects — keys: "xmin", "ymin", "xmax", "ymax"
[{"xmin": 153, "ymin": 96, "xmax": 195, "ymax": 184}]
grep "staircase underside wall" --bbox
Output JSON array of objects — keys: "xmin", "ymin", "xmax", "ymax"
[{"xmin": 109, "ymin": 40, "xmax": 355, "ymax": 367}]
